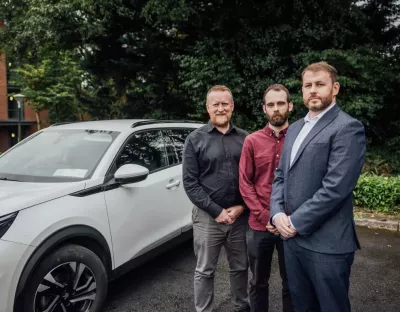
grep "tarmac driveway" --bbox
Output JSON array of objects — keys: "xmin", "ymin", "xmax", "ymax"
[{"xmin": 104, "ymin": 226, "xmax": 400, "ymax": 312}]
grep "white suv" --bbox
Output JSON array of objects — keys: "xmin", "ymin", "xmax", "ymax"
[{"xmin": 0, "ymin": 119, "xmax": 203, "ymax": 312}]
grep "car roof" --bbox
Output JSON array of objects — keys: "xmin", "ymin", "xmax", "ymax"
[{"xmin": 47, "ymin": 119, "xmax": 204, "ymax": 133}]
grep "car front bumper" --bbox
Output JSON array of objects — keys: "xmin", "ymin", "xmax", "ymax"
[{"xmin": 0, "ymin": 239, "xmax": 35, "ymax": 312}]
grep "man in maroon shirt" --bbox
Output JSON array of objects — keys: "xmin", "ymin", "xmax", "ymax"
[{"xmin": 239, "ymin": 84, "xmax": 293, "ymax": 312}]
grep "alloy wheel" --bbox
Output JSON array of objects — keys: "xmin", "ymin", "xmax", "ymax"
[{"xmin": 33, "ymin": 262, "xmax": 97, "ymax": 312}]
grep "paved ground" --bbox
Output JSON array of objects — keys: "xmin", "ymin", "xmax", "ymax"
[{"xmin": 104, "ymin": 226, "xmax": 400, "ymax": 312}]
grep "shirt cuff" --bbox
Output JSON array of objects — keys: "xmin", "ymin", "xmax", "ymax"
[
  {"xmin": 207, "ymin": 202, "xmax": 224, "ymax": 219},
  {"xmin": 288, "ymin": 216, "xmax": 296, "ymax": 230},
  {"xmin": 258, "ymin": 209, "xmax": 270, "ymax": 227},
  {"xmin": 272, "ymin": 212, "xmax": 286, "ymax": 226}
]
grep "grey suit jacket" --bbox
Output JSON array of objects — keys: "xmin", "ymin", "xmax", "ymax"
[{"xmin": 270, "ymin": 104, "xmax": 366, "ymax": 254}]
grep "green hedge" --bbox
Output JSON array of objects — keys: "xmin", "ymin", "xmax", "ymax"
[{"xmin": 354, "ymin": 174, "xmax": 400, "ymax": 214}]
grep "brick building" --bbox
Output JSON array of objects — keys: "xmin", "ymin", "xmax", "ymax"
[{"xmin": 0, "ymin": 22, "xmax": 49, "ymax": 153}]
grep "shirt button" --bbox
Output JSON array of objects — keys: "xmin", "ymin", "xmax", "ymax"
[
  {"xmin": 277, "ymin": 141, "xmax": 280, "ymax": 143},
  {"xmin": 276, "ymin": 154, "xmax": 279, "ymax": 157}
]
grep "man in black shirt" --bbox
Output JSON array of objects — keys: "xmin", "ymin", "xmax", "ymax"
[{"xmin": 183, "ymin": 85, "xmax": 250, "ymax": 312}]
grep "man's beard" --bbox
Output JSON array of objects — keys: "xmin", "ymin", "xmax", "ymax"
[
  {"xmin": 305, "ymin": 92, "xmax": 333, "ymax": 112},
  {"xmin": 267, "ymin": 110, "xmax": 289, "ymax": 127},
  {"xmin": 211, "ymin": 114, "xmax": 230, "ymax": 127}
]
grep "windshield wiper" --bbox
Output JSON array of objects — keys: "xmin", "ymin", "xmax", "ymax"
[{"xmin": 0, "ymin": 177, "xmax": 21, "ymax": 182}]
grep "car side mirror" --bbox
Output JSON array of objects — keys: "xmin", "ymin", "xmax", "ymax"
[{"xmin": 114, "ymin": 164, "xmax": 149, "ymax": 185}]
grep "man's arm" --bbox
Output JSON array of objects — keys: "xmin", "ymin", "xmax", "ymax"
[
  {"xmin": 239, "ymin": 138, "xmax": 269, "ymax": 226},
  {"xmin": 270, "ymin": 148, "xmax": 286, "ymax": 224},
  {"xmin": 182, "ymin": 136, "xmax": 223, "ymax": 218},
  {"xmin": 290, "ymin": 120, "xmax": 366, "ymax": 235}
]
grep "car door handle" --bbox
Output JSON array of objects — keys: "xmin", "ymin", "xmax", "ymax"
[{"xmin": 166, "ymin": 180, "xmax": 181, "ymax": 189}]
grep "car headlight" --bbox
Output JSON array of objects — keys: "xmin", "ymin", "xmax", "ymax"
[{"xmin": 0, "ymin": 212, "xmax": 18, "ymax": 239}]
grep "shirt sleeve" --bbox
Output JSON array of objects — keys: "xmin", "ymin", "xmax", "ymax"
[
  {"xmin": 239, "ymin": 137, "xmax": 269, "ymax": 226},
  {"xmin": 182, "ymin": 136, "xmax": 224, "ymax": 218}
]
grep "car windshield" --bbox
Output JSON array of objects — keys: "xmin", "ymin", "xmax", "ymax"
[{"xmin": 0, "ymin": 129, "xmax": 120, "ymax": 183}]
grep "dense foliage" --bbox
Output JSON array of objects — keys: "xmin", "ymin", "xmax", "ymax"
[
  {"xmin": 1, "ymin": 1, "xmax": 399, "ymax": 139},
  {"xmin": 0, "ymin": 2, "xmax": 399, "ymax": 202},
  {"xmin": 354, "ymin": 174, "xmax": 400, "ymax": 213}
]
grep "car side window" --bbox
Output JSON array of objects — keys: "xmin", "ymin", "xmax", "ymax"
[
  {"xmin": 163, "ymin": 135, "xmax": 179, "ymax": 165},
  {"xmin": 116, "ymin": 130, "xmax": 168, "ymax": 172},
  {"xmin": 162, "ymin": 128, "xmax": 194, "ymax": 164}
]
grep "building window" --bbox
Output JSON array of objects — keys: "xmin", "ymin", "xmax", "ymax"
[{"xmin": 6, "ymin": 59, "xmax": 24, "ymax": 120}]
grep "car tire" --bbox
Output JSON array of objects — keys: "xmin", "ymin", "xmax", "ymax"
[{"xmin": 22, "ymin": 244, "xmax": 108, "ymax": 312}]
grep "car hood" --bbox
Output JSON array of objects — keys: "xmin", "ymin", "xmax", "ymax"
[{"xmin": 0, "ymin": 180, "xmax": 88, "ymax": 216}]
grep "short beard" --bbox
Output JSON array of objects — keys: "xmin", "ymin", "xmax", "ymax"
[
  {"xmin": 267, "ymin": 111, "xmax": 289, "ymax": 127},
  {"xmin": 305, "ymin": 94, "xmax": 333, "ymax": 112},
  {"xmin": 210, "ymin": 115, "xmax": 230, "ymax": 127}
]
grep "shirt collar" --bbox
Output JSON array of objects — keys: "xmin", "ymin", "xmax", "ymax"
[
  {"xmin": 206, "ymin": 120, "xmax": 237, "ymax": 133},
  {"xmin": 304, "ymin": 102, "xmax": 336, "ymax": 123},
  {"xmin": 264, "ymin": 124, "xmax": 288, "ymax": 138}
]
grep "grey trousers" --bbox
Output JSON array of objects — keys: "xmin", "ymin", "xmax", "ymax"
[{"xmin": 193, "ymin": 206, "xmax": 250, "ymax": 312}]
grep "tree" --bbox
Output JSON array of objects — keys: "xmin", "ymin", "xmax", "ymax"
[
  {"xmin": 1, "ymin": 0, "xmax": 399, "ymax": 146},
  {"xmin": 143, "ymin": 0, "xmax": 400, "ymax": 140},
  {"xmin": 9, "ymin": 52, "xmax": 87, "ymax": 127},
  {"xmin": 0, "ymin": 0, "xmax": 196, "ymax": 121}
]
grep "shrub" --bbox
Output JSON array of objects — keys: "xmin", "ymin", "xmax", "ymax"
[
  {"xmin": 354, "ymin": 174, "xmax": 400, "ymax": 214},
  {"xmin": 362, "ymin": 148, "xmax": 400, "ymax": 176}
]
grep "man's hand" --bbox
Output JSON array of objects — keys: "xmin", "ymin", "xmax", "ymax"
[
  {"xmin": 215, "ymin": 209, "xmax": 233, "ymax": 224},
  {"xmin": 266, "ymin": 222, "xmax": 280, "ymax": 235},
  {"xmin": 274, "ymin": 214, "xmax": 296, "ymax": 238},
  {"xmin": 226, "ymin": 205, "xmax": 244, "ymax": 223}
]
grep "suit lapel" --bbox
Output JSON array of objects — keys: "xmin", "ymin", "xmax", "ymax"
[
  {"xmin": 285, "ymin": 120, "xmax": 304, "ymax": 172},
  {"xmin": 289, "ymin": 105, "xmax": 340, "ymax": 170}
]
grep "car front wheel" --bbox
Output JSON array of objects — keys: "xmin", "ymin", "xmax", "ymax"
[{"xmin": 23, "ymin": 244, "xmax": 108, "ymax": 312}]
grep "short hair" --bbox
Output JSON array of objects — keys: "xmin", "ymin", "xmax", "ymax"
[
  {"xmin": 263, "ymin": 83, "xmax": 291, "ymax": 104},
  {"xmin": 206, "ymin": 85, "xmax": 233, "ymax": 102},
  {"xmin": 302, "ymin": 61, "xmax": 338, "ymax": 83}
]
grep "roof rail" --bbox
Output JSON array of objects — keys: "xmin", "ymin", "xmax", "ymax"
[
  {"xmin": 131, "ymin": 119, "xmax": 204, "ymax": 128},
  {"xmin": 50, "ymin": 121, "xmax": 82, "ymax": 127}
]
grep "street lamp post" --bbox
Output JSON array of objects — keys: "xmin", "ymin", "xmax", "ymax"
[{"xmin": 13, "ymin": 94, "xmax": 25, "ymax": 143}]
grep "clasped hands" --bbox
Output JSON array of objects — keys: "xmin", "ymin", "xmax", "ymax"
[
  {"xmin": 215, "ymin": 205, "xmax": 244, "ymax": 224},
  {"xmin": 215, "ymin": 207, "xmax": 297, "ymax": 239},
  {"xmin": 267, "ymin": 214, "xmax": 297, "ymax": 238}
]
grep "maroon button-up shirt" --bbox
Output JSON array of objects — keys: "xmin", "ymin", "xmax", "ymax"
[{"xmin": 239, "ymin": 125, "xmax": 287, "ymax": 231}]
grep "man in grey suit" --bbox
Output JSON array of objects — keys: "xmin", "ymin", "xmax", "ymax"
[{"xmin": 270, "ymin": 61, "xmax": 366, "ymax": 312}]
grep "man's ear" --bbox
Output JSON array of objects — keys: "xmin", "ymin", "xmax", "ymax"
[
  {"xmin": 288, "ymin": 102, "xmax": 294, "ymax": 112},
  {"xmin": 262, "ymin": 104, "xmax": 267, "ymax": 114},
  {"xmin": 333, "ymin": 82, "xmax": 340, "ymax": 97}
]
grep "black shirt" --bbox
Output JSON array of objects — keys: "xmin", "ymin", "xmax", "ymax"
[{"xmin": 182, "ymin": 120, "xmax": 249, "ymax": 218}]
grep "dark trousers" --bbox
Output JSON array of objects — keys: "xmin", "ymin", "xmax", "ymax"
[
  {"xmin": 284, "ymin": 239, "xmax": 355, "ymax": 312},
  {"xmin": 246, "ymin": 227, "xmax": 292, "ymax": 312}
]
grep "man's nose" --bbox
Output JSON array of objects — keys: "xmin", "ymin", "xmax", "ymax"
[{"xmin": 310, "ymin": 84, "xmax": 317, "ymax": 93}]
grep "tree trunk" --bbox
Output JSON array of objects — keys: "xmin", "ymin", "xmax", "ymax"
[{"xmin": 35, "ymin": 111, "xmax": 41, "ymax": 131}]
